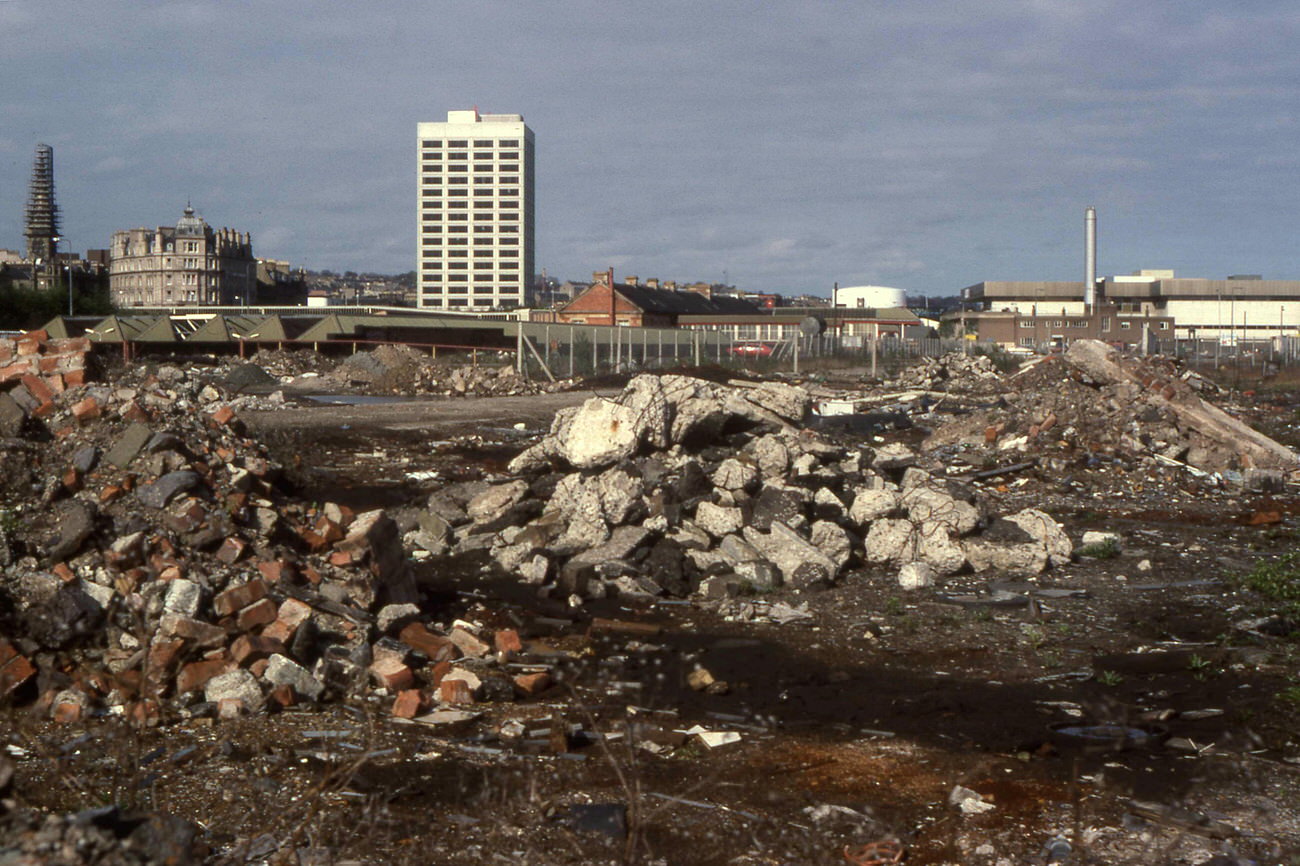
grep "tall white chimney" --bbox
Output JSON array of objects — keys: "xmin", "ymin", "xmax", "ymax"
[{"xmin": 1084, "ymin": 206, "xmax": 1097, "ymax": 311}]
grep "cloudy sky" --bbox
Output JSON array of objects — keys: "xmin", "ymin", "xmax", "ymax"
[{"xmin": 1, "ymin": 1, "xmax": 1296, "ymax": 296}]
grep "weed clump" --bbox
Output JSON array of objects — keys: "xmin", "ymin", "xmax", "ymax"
[{"xmin": 1238, "ymin": 552, "xmax": 1300, "ymax": 615}]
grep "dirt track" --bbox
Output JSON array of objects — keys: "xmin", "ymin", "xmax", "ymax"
[{"xmin": 243, "ymin": 390, "xmax": 594, "ymax": 438}]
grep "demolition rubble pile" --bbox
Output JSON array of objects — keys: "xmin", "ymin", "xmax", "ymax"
[
  {"xmin": 329, "ymin": 343, "xmax": 575, "ymax": 397},
  {"xmin": 0, "ymin": 331, "xmax": 94, "ymax": 429},
  {"xmin": 406, "ymin": 373, "xmax": 1078, "ymax": 604},
  {"xmin": 0, "ymin": 359, "xmax": 563, "ymax": 722},
  {"xmin": 925, "ymin": 340, "xmax": 1298, "ymax": 478},
  {"xmin": 889, "ymin": 350, "xmax": 1004, "ymax": 393}
]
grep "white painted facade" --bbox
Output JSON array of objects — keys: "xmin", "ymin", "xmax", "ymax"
[{"xmin": 416, "ymin": 110, "xmax": 535, "ymax": 310}]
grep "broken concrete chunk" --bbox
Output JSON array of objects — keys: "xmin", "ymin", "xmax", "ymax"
[
  {"xmin": 44, "ymin": 500, "xmax": 96, "ymax": 563},
  {"xmin": 467, "ymin": 480, "xmax": 530, "ymax": 524},
  {"xmin": 742, "ymin": 522, "xmax": 839, "ymax": 587},
  {"xmin": 809, "ymin": 520, "xmax": 854, "ymax": 570},
  {"xmin": 694, "ymin": 501, "xmax": 744, "ymax": 538},
  {"xmin": 136, "ymin": 471, "xmax": 201, "ymax": 509},
  {"xmin": 558, "ymin": 397, "xmax": 642, "ymax": 469},
  {"xmin": 898, "ymin": 561, "xmax": 937, "ymax": 589},
  {"xmin": 1004, "ymin": 508, "xmax": 1072, "ymax": 566},
  {"xmin": 264, "ymin": 654, "xmax": 324, "ymax": 701},
  {"xmin": 864, "ymin": 518, "xmax": 918, "ymax": 565},
  {"xmin": 104, "ymin": 422, "xmax": 154, "ymax": 469},
  {"xmin": 712, "ymin": 458, "xmax": 758, "ymax": 492},
  {"xmin": 900, "ymin": 485, "xmax": 980, "ymax": 535},
  {"xmin": 204, "ymin": 669, "xmax": 265, "ymax": 715},
  {"xmin": 849, "ymin": 487, "xmax": 899, "ymax": 527}
]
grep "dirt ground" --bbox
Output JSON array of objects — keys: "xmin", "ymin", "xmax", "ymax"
[{"xmin": 6, "ymin": 379, "xmax": 1300, "ymax": 865}]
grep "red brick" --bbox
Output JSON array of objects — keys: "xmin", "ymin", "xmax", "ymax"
[
  {"xmin": 0, "ymin": 361, "xmax": 28, "ymax": 382},
  {"xmin": 160, "ymin": 614, "xmax": 227, "ymax": 648},
  {"xmin": 212, "ymin": 579, "xmax": 268, "ymax": 617},
  {"xmin": 449, "ymin": 627, "xmax": 490, "ymax": 658},
  {"xmin": 257, "ymin": 560, "xmax": 294, "ymax": 583},
  {"xmin": 439, "ymin": 678, "xmax": 475, "ymax": 704},
  {"xmin": 69, "ymin": 396, "xmax": 99, "ymax": 423},
  {"xmin": 158, "ymin": 564, "xmax": 183, "ymax": 581},
  {"xmin": 176, "ymin": 658, "xmax": 232, "ymax": 693},
  {"xmin": 267, "ymin": 684, "xmax": 297, "ymax": 709},
  {"xmin": 430, "ymin": 660, "xmax": 453, "ymax": 686},
  {"xmin": 51, "ymin": 562, "xmax": 76, "ymax": 582},
  {"xmin": 369, "ymin": 656, "xmax": 414, "ymax": 691},
  {"xmin": 121, "ymin": 400, "xmax": 148, "ymax": 422},
  {"xmin": 248, "ymin": 658, "xmax": 270, "ymax": 678},
  {"xmin": 62, "ymin": 467, "xmax": 82, "ymax": 492},
  {"xmin": 99, "ymin": 484, "xmax": 125, "ymax": 504},
  {"xmin": 237, "ymin": 598, "xmax": 278, "ymax": 631},
  {"xmin": 0, "ymin": 341, "xmax": 11, "ymax": 362},
  {"xmin": 23, "ymin": 328, "xmax": 48, "ymax": 343},
  {"xmin": 63, "ymin": 369, "xmax": 86, "ymax": 387},
  {"xmin": 16, "ymin": 339, "xmax": 40, "ymax": 357},
  {"xmin": 277, "ymin": 598, "xmax": 313, "ymax": 629},
  {"xmin": 215, "ymin": 536, "xmax": 248, "ymax": 565},
  {"xmin": 494, "ymin": 629, "xmax": 524, "ymax": 655},
  {"xmin": 327, "ymin": 549, "xmax": 359, "ymax": 568},
  {"xmin": 513, "ymin": 672, "xmax": 552, "ymax": 697},
  {"xmin": 230, "ymin": 634, "xmax": 284, "ymax": 666},
  {"xmin": 20, "ymin": 374, "xmax": 53, "ymax": 405},
  {"xmin": 399, "ymin": 622, "xmax": 457, "ymax": 662},
  {"xmin": 392, "ymin": 689, "xmax": 423, "ymax": 719},
  {"xmin": 128, "ymin": 699, "xmax": 161, "ymax": 727},
  {"xmin": 144, "ymin": 639, "xmax": 185, "ymax": 695},
  {"xmin": 210, "ymin": 405, "xmax": 236, "ymax": 427},
  {"xmin": 0, "ymin": 639, "xmax": 36, "ymax": 697},
  {"xmin": 52, "ymin": 701, "xmax": 83, "ymax": 723},
  {"xmin": 262, "ymin": 621, "xmax": 293, "ymax": 644}
]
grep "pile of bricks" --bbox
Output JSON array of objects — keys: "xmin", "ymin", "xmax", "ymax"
[
  {"xmin": 0, "ymin": 329, "xmax": 92, "ymax": 425},
  {"xmin": 0, "ymin": 356, "xmax": 569, "ymax": 724}
]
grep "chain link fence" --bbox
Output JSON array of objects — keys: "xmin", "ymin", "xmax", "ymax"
[{"xmin": 511, "ymin": 323, "xmax": 985, "ymax": 380}]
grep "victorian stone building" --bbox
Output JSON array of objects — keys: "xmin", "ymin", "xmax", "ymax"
[{"xmin": 109, "ymin": 206, "xmax": 257, "ymax": 307}]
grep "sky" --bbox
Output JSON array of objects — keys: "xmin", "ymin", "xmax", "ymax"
[{"xmin": 1, "ymin": 1, "xmax": 1296, "ymax": 297}]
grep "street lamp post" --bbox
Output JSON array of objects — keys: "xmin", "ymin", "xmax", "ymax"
[{"xmin": 52, "ymin": 235, "xmax": 74, "ymax": 317}]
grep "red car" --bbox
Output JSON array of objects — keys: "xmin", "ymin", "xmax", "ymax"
[{"xmin": 729, "ymin": 341, "xmax": 775, "ymax": 357}]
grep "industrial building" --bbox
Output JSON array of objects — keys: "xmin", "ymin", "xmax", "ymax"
[
  {"xmin": 416, "ymin": 109, "xmax": 535, "ymax": 311},
  {"xmin": 108, "ymin": 206, "xmax": 257, "ymax": 308},
  {"xmin": 953, "ymin": 273, "xmax": 1300, "ymax": 345},
  {"xmin": 948, "ymin": 207, "xmax": 1300, "ymax": 347}
]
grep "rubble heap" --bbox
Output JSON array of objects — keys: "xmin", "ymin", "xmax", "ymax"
[
  {"xmin": 0, "ymin": 363, "xmax": 563, "ymax": 722},
  {"xmin": 330, "ymin": 344, "xmax": 575, "ymax": 397},
  {"xmin": 926, "ymin": 340, "xmax": 1298, "ymax": 476},
  {"xmin": 409, "ymin": 374, "xmax": 1075, "ymax": 606},
  {"xmin": 0, "ymin": 331, "xmax": 93, "ymax": 430},
  {"xmin": 890, "ymin": 351, "xmax": 1003, "ymax": 393}
]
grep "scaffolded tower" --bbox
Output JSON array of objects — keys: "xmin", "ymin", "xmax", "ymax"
[{"xmin": 24, "ymin": 143, "xmax": 60, "ymax": 264}]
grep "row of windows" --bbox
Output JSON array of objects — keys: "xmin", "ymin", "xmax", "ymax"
[
  {"xmin": 421, "ymin": 154, "xmax": 518, "ymax": 165},
  {"xmin": 421, "ymin": 249, "xmax": 519, "ymax": 258},
  {"xmin": 1020, "ymin": 318, "xmax": 1169, "ymax": 331},
  {"xmin": 421, "ymin": 273, "xmax": 521, "ymax": 282},
  {"xmin": 420, "ymin": 212, "xmax": 521, "ymax": 222},
  {"xmin": 421, "ymin": 139, "xmax": 520, "ymax": 148},
  {"xmin": 422, "ymin": 151, "xmax": 519, "ymax": 159}
]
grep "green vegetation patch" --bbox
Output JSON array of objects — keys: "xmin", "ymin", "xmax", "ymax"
[{"xmin": 1238, "ymin": 552, "xmax": 1300, "ymax": 615}]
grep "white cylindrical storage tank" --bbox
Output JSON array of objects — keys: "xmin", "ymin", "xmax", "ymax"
[{"xmin": 834, "ymin": 285, "xmax": 907, "ymax": 308}]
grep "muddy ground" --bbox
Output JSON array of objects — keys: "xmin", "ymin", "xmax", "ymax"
[{"xmin": 6, "ymin": 372, "xmax": 1300, "ymax": 865}]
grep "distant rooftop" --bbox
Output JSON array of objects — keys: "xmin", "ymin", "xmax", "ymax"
[{"xmin": 445, "ymin": 109, "xmax": 524, "ymax": 123}]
